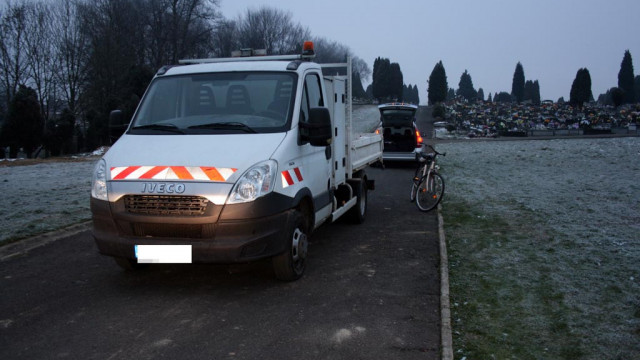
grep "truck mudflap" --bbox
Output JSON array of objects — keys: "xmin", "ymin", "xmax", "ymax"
[{"xmin": 91, "ymin": 197, "xmax": 297, "ymax": 263}]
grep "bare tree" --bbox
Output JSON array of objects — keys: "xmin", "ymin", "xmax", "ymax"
[
  {"xmin": 144, "ymin": 0, "xmax": 219, "ymax": 66},
  {"xmin": 52, "ymin": 0, "xmax": 89, "ymax": 118},
  {"xmin": 312, "ymin": 36, "xmax": 371, "ymax": 82},
  {"xmin": 236, "ymin": 6, "xmax": 310, "ymax": 55},
  {"xmin": 23, "ymin": 1, "xmax": 58, "ymax": 124},
  {"xmin": 211, "ymin": 18, "xmax": 238, "ymax": 57},
  {"xmin": 0, "ymin": 1, "xmax": 29, "ymax": 112}
]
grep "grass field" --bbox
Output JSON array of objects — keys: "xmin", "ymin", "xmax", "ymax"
[
  {"xmin": 438, "ymin": 137, "xmax": 640, "ymax": 359},
  {"xmin": 0, "ymin": 158, "xmax": 95, "ymax": 244}
]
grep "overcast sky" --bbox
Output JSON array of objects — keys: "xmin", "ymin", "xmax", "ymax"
[{"xmin": 219, "ymin": 0, "xmax": 640, "ymax": 105}]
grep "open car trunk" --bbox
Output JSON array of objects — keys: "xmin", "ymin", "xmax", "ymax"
[{"xmin": 380, "ymin": 106, "xmax": 417, "ymax": 152}]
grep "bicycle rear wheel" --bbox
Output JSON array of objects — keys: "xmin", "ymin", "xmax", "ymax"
[
  {"xmin": 410, "ymin": 165, "xmax": 425, "ymax": 202},
  {"xmin": 415, "ymin": 172, "xmax": 444, "ymax": 212}
]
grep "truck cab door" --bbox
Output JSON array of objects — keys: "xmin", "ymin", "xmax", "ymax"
[{"xmin": 298, "ymin": 72, "xmax": 332, "ymax": 217}]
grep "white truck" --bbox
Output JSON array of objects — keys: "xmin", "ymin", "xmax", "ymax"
[{"xmin": 90, "ymin": 43, "xmax": 383, "ymax": 281}]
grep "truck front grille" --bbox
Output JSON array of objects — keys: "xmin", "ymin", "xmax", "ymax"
[{"xmin": 124, "ymin": 195, "xmax": 209, "ymax": 216}]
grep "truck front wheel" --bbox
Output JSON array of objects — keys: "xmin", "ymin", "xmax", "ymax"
[{"xmin": 272, "ymin": 211, "xmax": 308, "ymax": 281}]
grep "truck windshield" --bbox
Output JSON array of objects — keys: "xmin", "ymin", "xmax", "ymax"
[{"xmin": 130, "ymin": 72, "xmax": 297, "ymax": 134}]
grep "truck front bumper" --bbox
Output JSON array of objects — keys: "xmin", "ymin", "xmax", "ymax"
[{"xmin": 91, "ymin": 196, "xmax": 294, "ymax": 263}]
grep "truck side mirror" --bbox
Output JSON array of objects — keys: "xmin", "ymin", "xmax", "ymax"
[
  {"xmin": 108, "ymin": 110, "xmax": 129, "ymax": 144},
  {"xmin": 300, "ymin": 107, "xmax": 332, "ymax": 146}
]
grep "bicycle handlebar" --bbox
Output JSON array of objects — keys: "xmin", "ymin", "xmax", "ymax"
[{"xmin": 421, "ymin": 144, "xmax": 446, "ymax": 157}]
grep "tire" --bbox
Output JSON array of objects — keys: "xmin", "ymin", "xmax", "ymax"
[
  {"xmin": 347, "ymin": 175, "xmax": 368, "ymax": 224},
  {"xmin": 410, "ymin": 181, "xmax": 417, "ymax": 202},
  {"xmin": 114, "ymin": 257, "xmax": 148, "ymax": 271},
  {"xmin": 415, "ymin": 172, "xmax": 445, "ymax": 212},
  {"xmin": 272, "ymin": 211, "xmax": 309, "ymax": 281}
]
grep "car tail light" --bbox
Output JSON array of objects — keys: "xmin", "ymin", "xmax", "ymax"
[{"xmin": 415, "ymin": 128, "xmax": 423, "ymax": 148}]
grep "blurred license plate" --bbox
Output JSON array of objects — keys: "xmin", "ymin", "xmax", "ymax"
[{"xmin": 135, "ymin": 245, "xmax": 192, "ymax": 263}]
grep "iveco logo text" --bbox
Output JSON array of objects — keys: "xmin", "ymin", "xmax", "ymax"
[{"xmin": 141, "ymin": 183, "xmax": 185, "ymax": 194}]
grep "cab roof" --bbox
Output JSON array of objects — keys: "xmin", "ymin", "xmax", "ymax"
[{"xmin": 161, "ymin": 60, "xmax": 320, "ymax": 76}]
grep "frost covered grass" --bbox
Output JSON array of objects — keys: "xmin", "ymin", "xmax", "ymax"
[
  {"xmin": 0, "ymin": 158, "xmax": 96, "ymax": 244},
  {"xmin": 438, "ymin": 137, "xmax": 640, "ymax": 359}
]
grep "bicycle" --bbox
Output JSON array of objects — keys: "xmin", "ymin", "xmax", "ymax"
[{"xmin": 410, "ymin": 144, "xmax": 445, "ymax": 212}]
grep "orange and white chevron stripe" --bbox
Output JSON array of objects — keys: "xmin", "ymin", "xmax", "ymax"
[
  {"xmin": 281, "ymin": 167, "xmax": 303, "ymax": 188},
  {"xmin": 110, "ymin": 166, "xmax": 237, "ymax": 182}
]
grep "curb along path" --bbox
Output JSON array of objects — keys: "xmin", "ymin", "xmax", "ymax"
[{"xmin": 438, "ymin": 206, "xmax": 453, "ymax": 360}]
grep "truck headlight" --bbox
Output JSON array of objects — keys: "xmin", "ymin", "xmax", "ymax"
[
  {"xmin": 227, "ymin": 160, "xmax": 277, "ymax": 204},
  {"xmin": 91, "ymin": 159, "xmax": 108, "ymax": 201}
]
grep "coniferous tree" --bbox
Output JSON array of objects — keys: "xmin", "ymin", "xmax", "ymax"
[
  {"xmin": 487, "ymin": 92, "xmax": 493, "ymax": 102},
  {"xmin": 532, "ymin": 80, "xmax": 541, "ymax": 105},
  {"xmin": 352, "ymin": 72, "xmax": 367, "ymax": 99},
  {"xmin": 447, "ymin": 88, "xmax": 455, "ymax": 101},
  {"xmin": 372, "ymin": 57, "xmax": 381, "ymax": 100},
  {"xmin": 372, "ymin": 57, "xmax": 391, "ymax": 102},
  {"xmin": 597, "ymin": 91, "xmax": 611, "ymax": 106},
  {"xmin": 380, "ymin": 58, "xmax": 391, "ymax": 100},
  {"xmin": 0, "ymin": 85, "xmax": 44, "ymax": 157},
  {"xmin": 389, "ymin": 62, "xmax": 403, "ymax": 101},
  {"xmin": 635, "ymin": 76, "xmax": 640, "ymax": 103},
  {"xmin": 610, "ymin": 87, "xmax": 625, "ymax": 107},
  {"xmin": 494, "ymin": 92, "xmax": 512, "ymax": 103},
  {"xmin": 523, "ymin": 80, "xmax": 534, "ymax": 102},
  {"xmin": 511, "ymin": 62, "xmax": 525, "ymax": 103},
  {"xmin": 477, "ymin": 88, "xmax": 484, "ymax": 102},
  {"xmin": 618, "ymin": 50, "xmax": 635, "ymax": 104},
  {"xmin": 569, "ymin": 68, "xmax": 592, "ymax": 107},
  {"xmin": 521, "ymin": 79, "xmax": 541, "ymax": 105},
  {"xmin": 365, "ymin": 84, "xmax": 373, "ymax": 99},
  {"xmin": 402, "ymin": 83, "xmax": 419, "ymax": 104},
  {"xmin": 427, "ymin": 61, "xmax": 448, "ymax": 105},
  {"xmin": 456, "ymin": 70, "xmax": 477, "ymax": 102}
]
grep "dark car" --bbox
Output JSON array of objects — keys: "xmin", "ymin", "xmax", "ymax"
[{"xmin": 378, "ymin": 103, "xmax": 423, "ymax": 161}]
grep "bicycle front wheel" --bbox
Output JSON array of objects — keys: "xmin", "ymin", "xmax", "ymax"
[
  {"xmin": 415, "ymin": 173, "xmax": 445, "ymax": 212},
  {"xmin": 410, "ymin": 178, "xmax": 418, "ymax": 202}
]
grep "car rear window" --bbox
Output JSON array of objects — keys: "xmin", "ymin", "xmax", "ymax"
[{"xmin": 381, "ymin": 109, "xmax": 415, "ymax": 127}]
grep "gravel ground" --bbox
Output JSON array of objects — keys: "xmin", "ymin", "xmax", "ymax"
[{"xmin": 437, "ymin": 137, "xmax": 640, "ymax": 359}]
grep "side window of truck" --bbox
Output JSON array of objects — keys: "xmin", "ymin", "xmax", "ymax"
[{"xmin": 300, "ymin": 73, "xmax": 324, "ymax": 124}]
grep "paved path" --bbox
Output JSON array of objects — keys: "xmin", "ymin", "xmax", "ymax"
[{"xmin": 0, "ymin": 169, "xmax": 441, "ymax": 360}]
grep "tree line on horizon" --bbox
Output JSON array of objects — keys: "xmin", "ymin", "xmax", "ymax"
[
  {"xmin": 0, "ymin": 0, "xmax": 374, "ymax": 158},
  {"xmin": 427, "ymin": 50, "xmax": 638, "ymax": 109},
  {"xmin": 1, "ymin": 1, "xmax": 637, "ymax": 158}
]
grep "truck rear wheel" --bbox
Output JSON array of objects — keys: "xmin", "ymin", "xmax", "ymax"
[
  {"xmin": 347, "ymin": 172, "xmax": 367, "ymax": 224},
  {"xmin": 272, "ymin": 211, "xmax": 308, "ymax": 281}
]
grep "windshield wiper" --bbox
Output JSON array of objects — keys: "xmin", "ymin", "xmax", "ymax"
[
  {"xmin": 188, "ymin": 122, "xmax": 256, "ymax": 133},
  {"xmin": 131, "ymin": 123, "xmax": 184, "ymax": 134}
]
